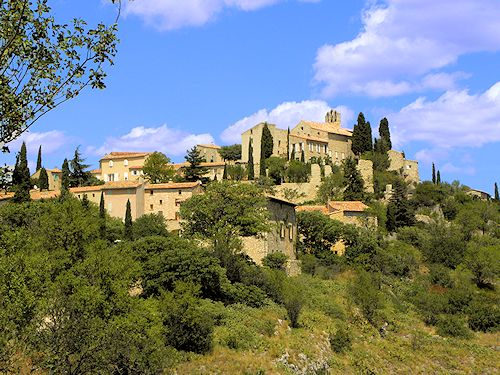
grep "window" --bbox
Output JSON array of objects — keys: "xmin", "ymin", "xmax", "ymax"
[
  {"xmin": 150, "ymin": 204, "xmax": 153, "ymax": 210},
  {"xmin": 335, "ymin": 151, "xmax": 339, "ymax": 159},
  {"xmin": 178, "ymin": 190, "xmax": 182, "ymax": 195},
  {"xmin": 124, "ymin": 159, "xmax": 128, "ymax": 166},
  {"xmin": 133, "ymin": 170, "xmax": 138, "ymax": 176},
  {"xmin": 124, "ymin": 172, "xmax": 128, "ymax": 181},
  {"xmin": 150, "ymin": 190, "xmax": 153, "ymax": 195},
  {"xmin": 278, "ymin": 140, "xmax": 281, "ymax": 146},
  {"xmin": 280, "ymin": 223, "xmax": 285, "ymax": 238},
  {"xmin": 109, "ymin": 160, "xmax": 113, "ymax": 167},
  {"xmin": 341, "ymin": 152, "xmax": 345, "ymax": 159},
  {"xmin": 92, "ymin": 193, "xmax": 95, "ymax": 198},
  {"xmin": 108, "ymin": 174, "xmax": 115, "ymax": 182},
  {"xmin": 159, "ymin": 199, "xmax": 163, "ymax": 205},
  {"xmin": 288, "ymin": 225, "xmax": 293, "ymax": 240},
  {"xmin": 324, "ymin": 145, "xmax": 327, "ymax": 153}
]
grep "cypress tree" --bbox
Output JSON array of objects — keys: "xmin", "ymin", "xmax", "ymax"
[
  {"xmin": 222, "ymin": 163, "xmax": 228, "ymax": 180},
  {"xmin": 247, "ymin": 139, "xmax": 255, "ymax": 180},
  {"xmin": 386, "ymin": 178, "xmax": 414, "ymax": 232},
  {"xmin": 352, "ymin": 112, "xmax": 372, "ymax": 155},
  {"xmin": 378, "ymin": 117, "xmax": 392, "ymax": 152},
  {"xmin": 12, "ymin": 154, "xmax": 20, "ymax": 186},
  {"xmin": 13, "ymin": 142, "xmax": 31, "ymax": 203},
  {"xmin": 260, "ymin": 123, "xmax": 274, "ymax": 176},
  {"xmin": 300, "ymin": 149, "xmax": 305, "ymax": 163},
  {"xmin": 81, "ymin": 193, "xmax": 90, "ymax": 209},
  {"xmin": 286, "ymin": 127, "xmax": 290, "ymax": 161},
  {"xmin": 124, "ymin": 199, "xmax": 133, "ymax": 240},
  {"xmin": 365, "ymin": 121, "xmax": 373, "ymax": 153},
  {"xmin": 61, "ymin": 158, "xmax": 71, "ymax": 193},
  {"xmin": 432, "ymin": 163, "xmax": 436, "ymax": 184},
  {"xmin": 495, "ymin": 182, "xmax": 499, "ymax": 201},
  {"xmin": 437, "ymin": 170, "xmax": 441, "ymax": 185},
  {"xmin": 291, "ymin": 144, "xmax": 296, "ymax": 161},
  {"xmin": 99, "ymin": 192, "xmax": 106, "ymax": 238},
  {"xmin": 39, "ymin": 167, "xmax": 49, "ymax": 190},
  {"xmin": 343, "ymin": 157, "xmax": 365, "ymax": 201},
  {"xmin": 36, "ymin": 145, "xmax": 42, "ymax": 171}
]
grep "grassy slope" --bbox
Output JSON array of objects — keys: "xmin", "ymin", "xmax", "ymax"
[{"xmin": 173, "ymin": 272, "xmax": 499, "ymax": 374}]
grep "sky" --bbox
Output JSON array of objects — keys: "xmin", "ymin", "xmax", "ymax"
[{"xmin": 3, "ymin": 0, "xmax": 500, "ymax": 193}]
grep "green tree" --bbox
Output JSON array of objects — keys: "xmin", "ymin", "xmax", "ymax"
[
  {"xmin": 222, "ymin": 163, "xmax": 228, "ymax": 180},
  {"xmin": 227, "ymin": 164, "xmax": 245, "ymax": 181},
  {"xmin": 343, "ymin": 157, "xmax": 364, "ymax": 201},
  {"xmin": 286, "ymin": 160, "xmax": 309, "ymax": 183},
  {"xmin": 61, "ymin": 158, "xmax": 70, "ymax": 193},
  {"xmin": 351, "ymin": 113, "xmax": 372, "ymax": 155},
  {"xmin": 184, "ymin": 146, "xmax": 208, "ymax": 182},
  {"xmin": 495, "ymin": 182, "xmax": 499, "ymax": 201},
  {"xmin": 300, "ymin": 149, "xmax": 305, "ymax": 162},
  {"xmin": 247, "ymin": 139, "xmax": 255, "ymax": 180},
  {"xmin": 462, "ymin": 244, "xmax": 500, "ymax": 288},
  {"xmin": 317, "ymin": 169, "xmax": 344, "ymax": 203},
  {"xmin": 143, "ymin": 152, "xmax": 175, "ymax": 184},
  {"xmin": 13, "ymin": 142, "xmax": 30, "ymax": 202},
  {"xmin": 38, "ymin": 167, "xmax": 49, "ymax": 190},
  {"xmin": 0, "ymin": 0, "xmax": 118, "ymax": 146},
  {"xmin": 297, "ymin": 211, "xmax": 343, "ymax": 257},
  {"xmin": 260, "ymin": 123, "xmax": 274, "ymax": 176},
  {"xmin": 218, "ymin": 144, "xmax": 241, "ymax": 161},
  {"xmin": 349, "ymin": 270, "xmax": 383, "ymax": 324},
  {"xmin": 378, "ymin": 117, "xmax": 391, "ymax": 152},
  {"xmin": 132, "ymin": 213, "xmax": 168, "ymax": 239},
  {"xmin": 286, "ymin": 127, "xmax": 290, "ymax": 161},
  {"xmin": 386, "ymin": 178, "xmax": 414, "ymax": 232},
  {"xmin": 99, "ymin": 192, "xmax": 106, "ymax": 238},
  {"xmin": 266, "ymin": 156, "xmax": 286, "ymax": 184},
  {"xmin": 36, "ymin": 145, "xmax": 42, "ymax": 170},
  {"xmin": 69, "ymin": 146, "xmax": 90, "ymax": 187},
  {"xmin": 437, "ymin": 170, "xmax": 441, "ymax": 184},
  {"xmin": 124, "ymin": 199, "xmax": 132, "ymax": 240},
  {"xmin": 432, "ymin": 163, "xmax": 436, "ymax": 184}
]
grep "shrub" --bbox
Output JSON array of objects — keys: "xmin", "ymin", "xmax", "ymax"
[
  {"xmin": 412, "ymin": 287, "xmax": 448, "ymax": 326},
  {"xmin": 349, "ymin": 271, "xmax": 383, "ymax": 324},
  {"xmin": 132, "ymin": 213, "xmax": 169, "ymax": 239},
  {"xmin": 429, "ymin": 263, "xmax": 453, "ymax": 288},
  {"xmin": 436, "ymin": 315, "xmax": 472, "ymax": 339},
  {"xmin": 467, "ymin": 299, "xmax": 500, "ymax": 332},
  {"xmin": 283, "ymin": 278, "xmax": 305, "ymax": 328},
  {"xmin": 225, "ymin": 283, "xmax": 266, "ymax": 308},
  {"xmin": 262, "ymin": 252, "xmax": 288, "ymax": 271},
  {"xmin": 329, "ymin": 325, "xmax": 352, "ymax": 353},
  {"xmin": 374, "ymin": 241, "xmax": 420, "ymax": 277}
]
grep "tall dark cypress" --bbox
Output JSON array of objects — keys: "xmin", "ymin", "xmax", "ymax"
[
  {"xmin": 247, "ymin": 139, "xmax": 255, "ymax": 180},
  {"xmin": 437, "ymin": 170, "xmax": 441, "ymax": 185},
  {"xmin": 352, "ymin": 112, "xmax": 371, "ymax": 155},
  {"xmin": 260, "ymin": 123, "xmax": 273, "ymax": 176},
  {"xmin": 300, "ymin": 149, "xmax": 305, "ymax": 163},
  {"xmin": 61, "ymin": 158, "xmax": 71, "ymax": 193},
  {"xmin": 286, "ymin": 127, "xmax": 290, "ymax": 161},
  {"xmin": 386, "ymin": 178, "xmax": 414, "ymax": 232},
  {"xmin": 378, "ymin": 117, "xmax": 392, "ymax": 152},
  {"xmin": 39, "ymin": 167, "xmax": 49, "ymax": 190},
  {"xmin": 99, "ymin": 192, "xmax": 106, "ymax": 238},
  {"xmin": 13, "ymin": 142, "xmax": 31, "ymax": 203},
  {"xmin": 495, "ymin": 182, "xmax": 499, "ymax": 201},
  {"xmin": 222, "ymin": 163, "xmax": 228, "ymax": 180},
  {"xmin": 36, "ymin": 145, "xmax": 42, "ymax": 171},
  {"xmin": 124, "ymin": 199, "xmax": 133, "ymax": 239},
  {"xmin": 432, "ymin": 163, "xmax": 436, "ymax": 184},
  {"xmin": 365, "ymin": 121, "xmax": 373, "ymax": 153}
]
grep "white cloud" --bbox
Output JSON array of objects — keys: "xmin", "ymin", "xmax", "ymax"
[
  {"xmin": 388, "ymin": 82, "xmax": 500, "ymax": 150},
  {"xmin": 220, "ymin": 100, "xmax": 354, "ymax": 143},
  {"xmin": 6, "ymin": 130, "xmax": 71, "ymax": 157},
  {"xmin": 88, "ymin": 124, "xmax": 214, "ymax": 158},
  {"xmin": 125, "ymin": 0, "xmax": 318, "ymax": 30},
  {"xmin": 314, "ymin": 0, "xmax": 500, "ymax": 97}
]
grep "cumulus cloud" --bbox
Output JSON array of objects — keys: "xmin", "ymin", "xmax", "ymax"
[
  {"xmin": 388, "ymin": 82, "xmax": 500, "ymax": 149},
  {"xmin": 220, "ymin": 100, "xmax": 354, "ymax": 143},
  {"xmin": 125, "ymin": 0, "xmax": 318, "ymax": 30},
  {"xmin": 88, "ymin": 124, "xmax": 214, "ymax": 158},
  {"xmin": 6, "ymin": 130, "xmax": 71, "ymax": 158},
  {"xmin": 314, "ymin": 0, "xmax": 500, "ymax": 97}
]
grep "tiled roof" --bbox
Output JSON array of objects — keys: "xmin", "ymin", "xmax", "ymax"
[
  {"xmin": 0, "ymin": 190, "xmax": 59, "ymax": 201},
  {"xmin": 266, "ymin": 195, "xmax": 297, "ymax": 206},
  {"xmin": 290, "ymin": 134, "xmax": 329, "ymax": 144},
  {"xmin": 328, "ymin": 201, "xmax": 369, "ymax": 212},
  {"xmin": 70, "ymin": 181, "xmax": 142, "ymax": 193},
  {"xmin": 48, "ymin": 168, "xmax": 62, "ymax": 173},
  {"xmin": 296, "ymin": 205, "xmax": 329, "ymax": 214},
  {"xmin": 172, "ymin": 162, "xmax": 226, "ymax": 170},
  {"xmin": 128, "ymin": 166, "xmax": 143, "ymax": 170},
  {"xmin": 299, "ymin": 121, "xmax": 353, "ymax": 137},
  {"xmin": 145, "ymin": 181, "xmax": 201, "ymax": 190},
  {"xmin": 197, "ymin": 144, "xmax": 221, "ymax": 149},
  {"xmin": 100, "ymin": 152, "xmax": 152, "ymax": 161},
  {"xmin": 90, "ymin": 169, "xmax": 101, "ymax": 174},
  {"xmin": 70, "ymin": 185, "xmax": 104, "ymax": 193}
]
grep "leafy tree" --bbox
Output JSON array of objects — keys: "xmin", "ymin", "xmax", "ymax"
[
  {"xmin": 13, "ymin": 142, "xmax": 30, "ymax": 202},
  {"xmin": 132, "ymin": 213, "xmax": 168, "ymax": 239},
  {"xmin": 218, "ymin": 144, "xmax": 241, "ymax": 161},
  {"xmin": 69, "ymin": 146, "xmax": 90, "ymax": 187},
  {"xmin": 0, "ymin": 0, "xmax": 118, "ymax": 146},
  {"xmin": 342, "ymin": 157, "xmax": 364, "ymax": 201},
  {"xmin": 378, "ymin": 117, "xmax": 391, "ymax": 152},
  {"xmin": 421, "ymin": 223, "xmax": 467, "ymax": 268},
  {"xmin": 462, "ymin": 243, "xmax": 500, "ymax": 287},
  {"xmin": 386, "ymin": 178, "xmax": 414, "ymax": 232},
  {"xmin": 432, "ymin": 163, "xmax": 436, "ymax": 184},
  {"xmin": 260, "ymin": 123, "xmax": 273, "ymax": 176},
  {"xmin": 266, "ymin": 156, "xmax": 286, "ymax": 184},
  {"xmin": 286, "ymin": 160, "xmax": 309, "ymax": 183},
  {"xmin": 38, "ymin": 167, "xmax": 49, "ymax": 190},
  {"xmin": 283, "ymin": 278, "xmax": 304, "ymax": 328},
  {"xmin": 247, "ymin": 139, "xmax": 255, "ymax": 180},
  {"xmin": 36, "ymin": 145, "xmax": 42, "ymax": 170},
  {"xmin": 124, "ymin": 199, "xmax": 132, "ymax": 240},
  {"xmin": 297, "ymin": 211, "xmax": 343, "ymax": 257},
  {"xmin": 317, "ymin": 170, "xmax": 344, "ymax": 204},
  {"xmin": 227, "ymin": 164, "xmax": 245, "ymax": 181},
  {"xmin": 180, "ymin": 181, "xmax": 268, "ymax": 239},
  {"xmin": 262, "ymin": 253, "xmax": 288, "ymax": 271},
  {"xmin": 143, "ymin": 152, "xmax": 175, "ymax": 184},
  {"xmin": 184, "ymin": 146, "xmax": 208, "ymax": 182}
]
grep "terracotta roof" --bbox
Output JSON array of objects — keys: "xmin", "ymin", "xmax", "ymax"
[
  {"xmin": 90, "ymin": 169, "xmax": 101, "ymax": 174},
  {"xmin": 100, "ymin": 152, "xmax": 152, "ymax": 161},
  {"xmin": 172, "ymin": 162, "xmax": 226, "ymax": 170},
  {"xmin": 0, "ymin": 190, "xmax": 59, "ymax": 201},
  {"xmin": 0, "ymin": 192, "xmax": 14, "ymax": 201},
  {"xmin": 70, "ymin": 185, "xmax": 104, "ymax": 193},
  {"xmin": 266, "ymin": 195, "xmax": 297, "ymax": 207},
  {"xmin": 328, "ymin": 201, "xmax": 369, "ymax": 212},
  {"xmin": 101, "ymin": 181, "xmax": 143, "ymax": 190},
  {"xmin": 128, "ymin": 166, "xmax": 143, "ymax": 170},
  {"xmin": 290, "ymin": 134, "xmax": 329, "ymax": 144},
  {"xmin": 299, "ymin": 121, "xmax": 353, "ymax": 137},
  {"xmin": 48, "ymin": 168, "xmax": 62, "ymax": 173},
  {"xmin": 296, "ymin": 205, "xmax": 328, "ymax": 214},
  {"xmin": 145, "ymin": 182, "xmax": 201, "ymax": 190},
  {"xmin": 197, "ymin": 144, "xmax": 221, "ymax": 150}
]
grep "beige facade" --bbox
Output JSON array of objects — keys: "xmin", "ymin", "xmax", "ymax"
[
  {"xmin": 388, "ymin": 150, "xmax": 420, "ymax": 185},
  {"xmin": 241, "ymin": 110, "xmax": 353, "ymax": 175},
  {"xmin": 196, "ymin": 144, "xmax": 223, "ymax": 163},
  {"xmin": 466, "ymin": 188, "xmax": 491, "ymax": 201},
  {"xmin": 31, "ymin": 168, "xmax": 62, "ymax": 191},
  {"xmin": 99, "ymin": 152, "xmax": 152, "ymax": 183}
]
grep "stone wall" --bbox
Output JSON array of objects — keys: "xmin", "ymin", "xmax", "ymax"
[
  {"xmin": 388, "ymin": 150, "xmax": 420, "ymax": 185},
  {"xmin": 358, "ymin": 159, "xmax": 374, "ymax": 193}
]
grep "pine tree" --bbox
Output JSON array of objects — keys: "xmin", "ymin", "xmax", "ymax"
[
  {"xmin": 61, "ymin": 158, "xmax": 71, "ymax": 193},
  {"xmin": 70, "ymin": 146, "xmax": 90, "ymax": 187},
  {"xmin": 124, "ymin": 199, "xmax": 133, "ymax": 240},
  {"xmin": 36, "ymin": 145, "xmax": 42, "ymax": 171},
  {"xmin": 260, "ymin": 123, "xmax": 274, "ymax": 176},
  {"xmin": 351, "ymin": 112, "xmax": 372, "ymax": 155},
  {"xmin": 13, "ymin": 142, "xmax": 31, "ymax": 203},
  {"xmin": 386, "ymin": 178, "xmax": 414, "ymax": 232},
  {"xmin": 378, "ymin": 117, "xmax": 392, "ymax": 152},
  {"xmin": 222, "ymin": 163, "xmax": 228, "ymax": 180},
  {"xmin": 184, "ymin": 146, "xmax": 208, "ymax": 182},
  {"xmin": 343, "ymin": 157, "xmax": 365, "ymax": 201},
  {"xmin": 437, "ymin": 170, "xmax": 441, "ymax": 185},
  {"xmin": 99, "ymin": 192, "xmax": 106, "ymax": 238},
  {"xmin": 495, "ymin": 182, "xmax": 499, "ymax": 201},
  {"xmin": 39, "ymin": 167, "xmax": 49, "ymax": 190},
  {"xmin": 432, "ymin": 163, "xmax": 436, "ymax": 184},
  {"xmin": 286, "ymin": 127, "xmax": 290, "ymax": 161},
  {"xmin": 247, "ymin": 140, "xmax": 255, "ymax": 180}
]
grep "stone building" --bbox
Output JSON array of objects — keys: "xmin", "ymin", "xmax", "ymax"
[
  {"xmin": 241, "ymin": 110, "xmax": 353, "ymax": 176},
  {"xmin": 196, "ymin": 144, "xmax": 223, "ymax": 163},
  {"xmin": 99, "ymin": 152, "xmax": 152, "ymax": 182},
  {"xmin": 465, "ymin": 188, "xmax": 491, "ymax": 201},
  {"xmin": 31, "ymin": 168, "xmax": 62, "ymax": 191},
  {"xmin": 388, "ymin": 150, "xmax": 419, "ymax": 185}
]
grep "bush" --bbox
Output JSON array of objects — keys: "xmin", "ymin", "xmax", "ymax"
[
  {"xmin": 374, "ymin": 241, "xmax": 420, "ymax": 277},
  {"xmin": 429, "ymin": 264, "xmax": 453, "ymax": 288},
  {"xmin": 412, "ymin": 287, "xmax": 448, "ymax": 326},
  {"xmin": 349, "ymin": 271, "xmax": 383, "ymax": 324},
  {"xmin": 283, "ymin": 278, "xmax": 305, "ymax": 328},
  {"xmin": 132, "ymin": 213, "xmax": 169, "ymax": 239},
  {"xmin": 225, "ymin": 283, "xmax": 266, "ymax": 308},
  {"xmin": 467, "ymin": 299, "xmax": 500, "ymax": 332},
  {"xmin": 436, "ymin": 315, "xmax": 472, "ymax": 339},
  {"xmin": 329, "ymin": 325, "xmax": 352, "ymax": 353},
  {"xmin": 262, "ymin": 252, "xmax": 288, "ymax": 271}
]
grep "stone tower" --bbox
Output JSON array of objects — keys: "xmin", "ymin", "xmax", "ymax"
[{"xmin": 325, "ymin": 109, "xmax": 341, "ymax": 125}]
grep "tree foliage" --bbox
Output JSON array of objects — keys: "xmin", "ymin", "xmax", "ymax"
[
  {"xmin": 143, "ymin": 151, "xmax": 175, "ymax": 184},
  {"xmin": 386, "ymin": 178, "xmax": 414, "ymax": 232},
  {"xmin": 351, "ymin": 113, "xmax": 372, "ymax": 155},
  {"xmin": 247, "ymin": 139, "xmax": 255, "ymax": 180},
  {"xmin": 184, "ymin": 146, "xmax": 208, "ymax": 182},
  {"xmin": 13, "ymin": 142, "xmax": 30, "ymax": 202},
  {"xmin": 260, "ymin": 123, "xmax": 273, "ymax": 176},
  {"xmin": 36, "ymin": 145, "xmax": 42, "ymax": 170},
  {"xmin": 38, "ymin": 167, "xmax": 48, "ymax": 190},
  {"xmin": 342, "ymin": 157, "xmax": 364, "ymax": 201},
  {"xmin": 218, "ymin": 144, "xmax": 241, "ymax": 161}
]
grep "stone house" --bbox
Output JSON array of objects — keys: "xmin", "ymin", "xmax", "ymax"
[
  {"xmin": 99, "ymin": 152, "xmax": 152, "ymax": 182},
  {"xmin": 31, "ymin": 168, "xmax": 62, "ymax": 191},
  {"xmin": 387, "ymin": 150, "xmax": 420, "ymax": 185},
  {"xmin": 196, "ymin": 144, "xmax": 223, "ymax": 163},
  {"xmin": 466, "ymin": 188, "xmax": 491, "ymax": 201}
]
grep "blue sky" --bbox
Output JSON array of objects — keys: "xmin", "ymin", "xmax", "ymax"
[{"xmin": 3, "ymin": 0, "xmax": 500, "ymax": 193}]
